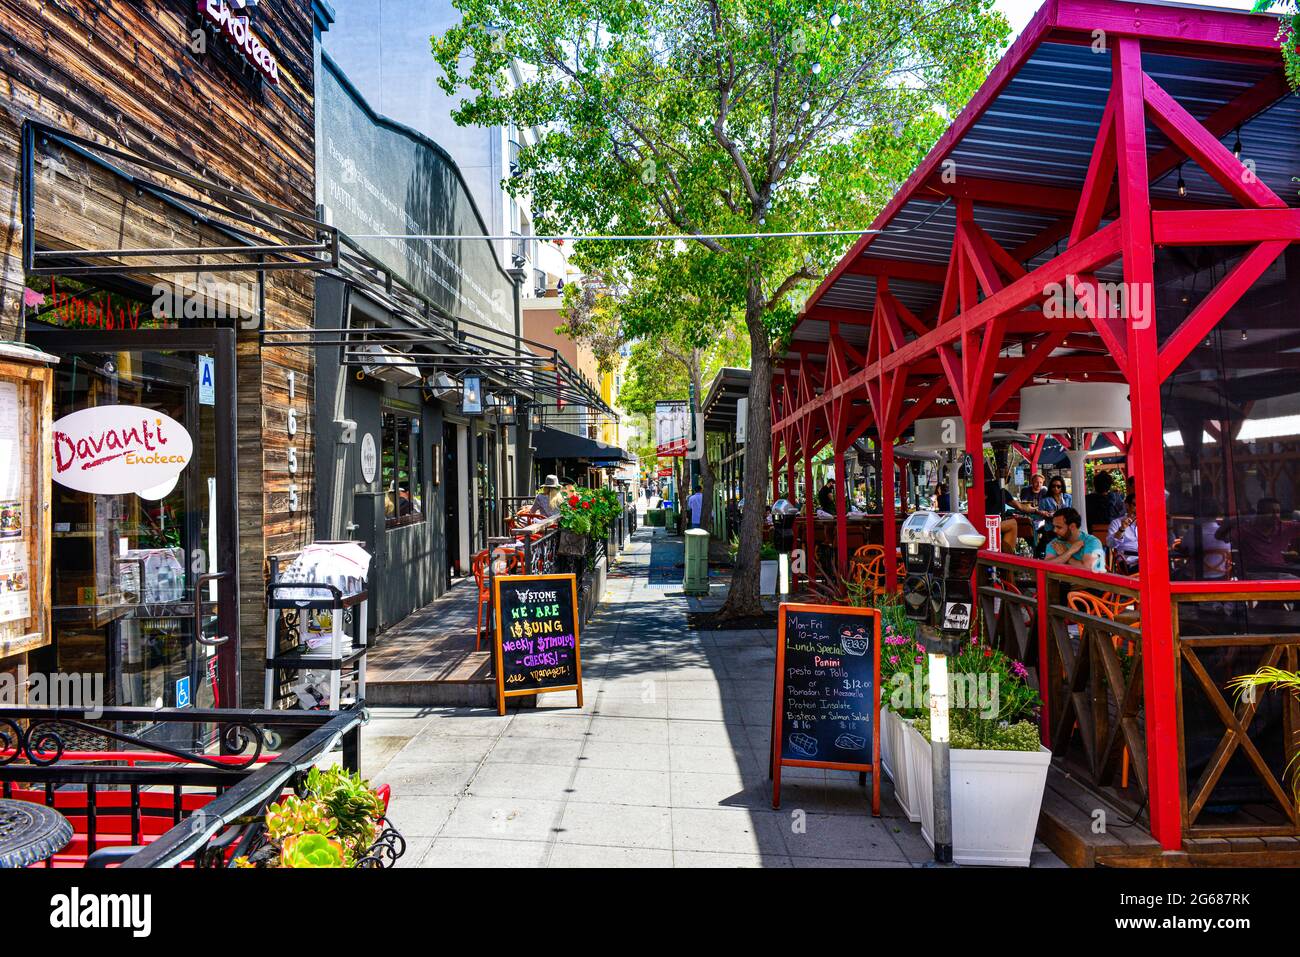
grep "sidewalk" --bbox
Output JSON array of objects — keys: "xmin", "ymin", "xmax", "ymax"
[{"xmin": 363, "ymin": 526, "xmax": 1065, "ymax": 867}]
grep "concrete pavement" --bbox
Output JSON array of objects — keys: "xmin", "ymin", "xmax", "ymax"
[{"xmin": 362, "ymin": 525, "xmax": 1065, "ymax": 868}]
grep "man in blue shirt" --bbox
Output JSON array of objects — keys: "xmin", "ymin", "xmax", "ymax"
[
  {"xmin": 686, "ymin": 484, "xmax": 705, "ymax": 530},
  {"xmin": 1045, "ymin": 506, "xmax": 1104, "ymax": 572}
]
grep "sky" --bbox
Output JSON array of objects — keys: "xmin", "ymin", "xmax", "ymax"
[{"xmin": 993, "ymin": 0, "xmax": 1263, "ymax": 39}]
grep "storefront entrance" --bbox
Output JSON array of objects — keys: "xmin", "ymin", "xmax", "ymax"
[{"xmin": 26, "ymin": 328, "xmax": 240, "ymax": 732}]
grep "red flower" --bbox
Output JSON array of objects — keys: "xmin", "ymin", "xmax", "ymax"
[
  {"xmin": 569, "ymin": 495, "xmax": 580, "ymax": 507},
  {"xmin": 984, "ymin": 648, "xmax": 993, "ymax": 658},
  {"xmin": 582, "ymin": 501, "xmax": 591, "ymax": 509}
]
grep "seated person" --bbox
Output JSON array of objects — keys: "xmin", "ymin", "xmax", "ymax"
[
  {"xmin": 1106, "ymin": 492, "xmax": 1139, "ymax": 572},
  {"xmin": 1044, "ymin": 506, "xmax": 1105, "ymax": 572},
  {"xmin": 1215, "ymin": 497, "xmax": 1300, "ymax": 578},
  {"xmin": 528, "ymin": 475, "xmax": 563, "ymax": 519},
  {"xmin": 1085, "ymin": 470, "xmax": 1125, "ymax": 525}
]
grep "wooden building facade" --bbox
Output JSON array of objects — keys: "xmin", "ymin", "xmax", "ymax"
[{"xmin": 0, "ymin": 0, "xmax": 332, "ymax": 711}]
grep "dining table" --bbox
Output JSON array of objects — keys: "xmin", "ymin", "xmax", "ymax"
[{"xmin": 0, "ymin": 798, "xmax": 74, "ymax": 868}]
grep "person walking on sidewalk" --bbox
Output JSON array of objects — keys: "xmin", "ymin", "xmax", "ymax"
[{"xmin": 686, "ymin": 484, "xmax": 705, "ymax": 530}]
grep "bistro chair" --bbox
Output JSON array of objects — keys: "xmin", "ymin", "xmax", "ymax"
[{"xmin": 472, "ymin": 548, "xmax": 525, "ymax": 651}]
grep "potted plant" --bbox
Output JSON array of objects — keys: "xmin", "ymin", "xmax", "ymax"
[
  {"xmin": 1229, "ymin": 667, "xmax": 1298, "ymax": 802},
  {"xmin": 759, "ymin": 541, "xmax": 780, "ymax": 595},
  {"xmin": 869, "ymin": 593, "xmax": 926, "ymax": 821},
  {"xmin": 899, "ymin": 635, "xmax": 1047, "ymax": 866},
  {"xmin": 235, "ymin": 765, "xmax": 400, "ymax": 868}
]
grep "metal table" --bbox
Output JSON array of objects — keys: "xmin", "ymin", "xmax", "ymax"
[{"xmin": 0, "ymin": 798, "xmax": 73, "ymax": 868}]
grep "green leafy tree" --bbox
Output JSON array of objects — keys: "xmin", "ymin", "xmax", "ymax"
[
  {"xmin": 1254, "ymin": 1, "xmax": 1299, "ymax": 90},
  {"xmin": 434, "ymin": 0, "xmax": 1006, "ymax": 615}
]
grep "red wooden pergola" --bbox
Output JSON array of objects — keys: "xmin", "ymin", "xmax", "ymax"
[{"xmin": 772, "ymin": 0, "xmax": 1299, "ymax": 852}]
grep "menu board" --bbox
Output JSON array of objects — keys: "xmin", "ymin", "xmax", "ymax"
[
  {"xmin": 492, "ymin": 573, "xmax": 583, "ymax": 715},
  {"xmin": 771, "ymin": 602, "xmax": 881, "ymax": 814},
  {"xmin": 0, "ymin": 381, "xmax": 30, "ymax": 624}
]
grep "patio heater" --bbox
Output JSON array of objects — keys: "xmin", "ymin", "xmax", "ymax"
[
  {"xmin": 771, "ymin": 498, "xmax": 799, "ymax": 598},
  {"xmin": 1018, "ymin": 383, "xmax": 1131, "ymax": 529},
  {"xmin": 912, "ymin": 417, "xmax": 965, "ymax": 506}
]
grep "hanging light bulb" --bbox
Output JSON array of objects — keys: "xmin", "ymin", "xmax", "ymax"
[
  {"xmin": 812, "ymin": 62, "xmax": 822, "ymax": 74},
  {"xmin": 759, "ymin": 217, "xmax": 766, "ymax": 225},
  {"xmin": 800, "ymin": 100, "xmax": 810, "ymax": 112},
  {"xmin": 787, "ymin": 132, "xmax": 796, "ymax": 143},
  {"xmin": 778, "ymin": 160, "xmax": 786, "ymax": 170},
  {"xmin": 1232, "ymin": 126, "xmax": 1243, "ymax": 161},
  {"xmin": 1240, "ymin": 329, "xmax": 1248, "ymax": 342},
  {"xmin": 1177, "ymin": 165, "xmax": 1186, "ymax": 198},
  {"xmin": 830, "ymin": 13, "xmax": 841, "ymax": 27}
]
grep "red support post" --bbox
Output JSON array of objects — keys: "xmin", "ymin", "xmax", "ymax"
[
  {"xmin": 833, "ymin": 443, "xmax": 848, "ymax": 575},
  {"xmin": 1115, "ymin": 36, "xmax": 1181, "ymax": 852},
  {"xmin": 881, "ymin": 440, "xmax": 898, "ymax": 594}
]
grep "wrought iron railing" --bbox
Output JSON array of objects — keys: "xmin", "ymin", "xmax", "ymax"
[{"xmin": 0, "ymin": 704, "xmax": 402, "ymax": 868}]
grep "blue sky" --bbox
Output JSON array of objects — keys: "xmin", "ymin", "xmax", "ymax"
[{"xmin": 994, "ymin": 0, "xmax": 1262, "ymax": 39}]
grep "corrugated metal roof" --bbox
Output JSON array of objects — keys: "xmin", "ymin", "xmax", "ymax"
[{"xmin": 787, "ymin": 3, "xmax": 1298, "ymax": 359}]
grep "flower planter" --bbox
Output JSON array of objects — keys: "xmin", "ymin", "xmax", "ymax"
[
  {"xmin": 879, "ymin": 707, "xmax": 895, "ymax": 782},
  {"xmin": 906, "ymin": 724, "xmax": 1051, "ymax": 867},
  {"xmin": 558, "ymin": 529, "xmax": 590, "ymax": 557},
  {"xmin": 759, "ymin": 560, "xmax": 778, "ymax": 595},
  {"xmin": 895, "ymin": 713, "xmax": 924, "ymax": 823}
]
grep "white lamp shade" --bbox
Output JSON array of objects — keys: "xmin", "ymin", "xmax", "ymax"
[
  {"xmin": 1018, "ymin": 382, "xmax": 1131, "ymax": 434},
  {"xmin": 912, "ymin": 416, "xmax": 966, "ymax": 450}
]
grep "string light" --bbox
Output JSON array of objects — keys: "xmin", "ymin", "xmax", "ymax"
[
  {"xmin": 830, "ymin": 13, "xmax": 841, "ymax": 27},
  {"xmin": 800, "ymin": 100, "xmax": 810, "ymax": 112},
  {"xmin": 1177, "ymin": 165, "xmax": 1187, "ymax": 198},
  {"xmin": 1232, "ymin": 126, "xmax": 1243, "ymax": 161}
]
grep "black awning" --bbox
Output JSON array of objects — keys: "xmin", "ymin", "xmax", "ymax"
[{"xmin": 532, "ymin": 425, "xmax": 630, "ymax": 464}]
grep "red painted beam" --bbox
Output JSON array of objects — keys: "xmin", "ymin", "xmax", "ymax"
[
  {"xmin": 841, "ymin": 258, "xmax": 947, "ymax": 283},
  {"xmin": 1152, "ymin": 208, "xmax": 1300, "ymax": 245}
]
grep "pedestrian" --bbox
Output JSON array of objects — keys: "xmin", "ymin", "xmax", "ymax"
[{"xmin": 686, "ymin": 483, "xmax": 705, "ymax": 530}]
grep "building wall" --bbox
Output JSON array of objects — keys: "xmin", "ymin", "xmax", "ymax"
[{"xmin": 0, "ymin": 0, "xmax": 320, "ymax": 706}]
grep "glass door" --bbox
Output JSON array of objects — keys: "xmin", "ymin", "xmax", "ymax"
[{"xmin": 27, "ymin": 327, "xmax": 240, "ymax": 736}]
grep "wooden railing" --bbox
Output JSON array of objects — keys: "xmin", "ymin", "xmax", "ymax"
[
  {"xmin": 1170, "ymin": 583, "xmax": 1300, "ymax": 839},
  {"xmin": 977, "ymin": 553, "xmax": 1146, "ymax": 816},
  {"xmin": 979, "ymin": 554, "xmax": 1300, "ymax": 841}
]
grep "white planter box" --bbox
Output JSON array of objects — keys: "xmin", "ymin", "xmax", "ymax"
[
  {"xmin": 879, "ymin": 707, "xmax": 895, "ymax": 781},
  {"xmin": 897, "ymin": 715, "xmax": 925, "ymax": 823},
  {"xmin": 760, "ymin": 560, "xmax": 778, "ymax": 596},
  {"xmin": 906, "ymin": 723, "xmax": 1051, "ymax": 867}
]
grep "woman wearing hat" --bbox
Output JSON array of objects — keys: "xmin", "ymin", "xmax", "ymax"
[{"xmin": 527, "ymin": 475, "xmax": 564, "ymax": 520}]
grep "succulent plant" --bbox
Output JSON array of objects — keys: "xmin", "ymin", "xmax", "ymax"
[{"xmin": 281, "ymin": 832, "xmax": 347, "ymax": 868}]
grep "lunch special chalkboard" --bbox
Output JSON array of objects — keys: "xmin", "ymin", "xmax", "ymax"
[
  {"xmin": 771, "ymin": 602, "xmax": 880, "ymax": 815},
  {"xmin": 492, "ymin": 574, "xmax": 583, "ymax": 715}
]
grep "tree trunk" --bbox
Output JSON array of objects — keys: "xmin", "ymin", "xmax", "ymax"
[{"xmin": 718, "ymin": 283, "xmax": 771, "ymax": 619}]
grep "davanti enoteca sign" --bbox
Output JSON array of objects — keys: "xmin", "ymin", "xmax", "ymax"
[{"xmin": 53, "ymin": 406, "xmax": 193, "ymax": 500}]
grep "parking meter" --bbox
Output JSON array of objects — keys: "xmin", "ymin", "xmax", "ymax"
[
  {"xmin": 771, "ymin": 498, "xmax": 799, "ymax": 597},
  {"xmin": 897, "ymin": 509, "xmax": 986, "ymax": 865}
]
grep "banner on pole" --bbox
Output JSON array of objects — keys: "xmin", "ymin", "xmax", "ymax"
[{"xmin": 655, "ymin": 400, "xmax": 689, "ymax": 457}]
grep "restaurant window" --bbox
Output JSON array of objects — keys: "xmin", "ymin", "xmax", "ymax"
[{"xmin": 383, "ymin": 409, "xmax": 423, "ymax": 528}]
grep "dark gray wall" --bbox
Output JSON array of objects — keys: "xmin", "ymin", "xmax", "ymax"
[{"xmin": 314, "ymin": 275, "xmax": 447, "ymax": 634}]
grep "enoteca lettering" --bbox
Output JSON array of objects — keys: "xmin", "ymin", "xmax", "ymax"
[
  {"xmin": 198, "ymin": 0, "xmax": 280, "ymax": 86},
  {"xmin": 51, "ymin": 406, "xmax": 193, "ymax": 497}
]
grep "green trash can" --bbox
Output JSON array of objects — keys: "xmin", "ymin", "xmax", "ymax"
[{"xmin": 684, "ymin": 528, "xmax": 710, "ymax": 596}]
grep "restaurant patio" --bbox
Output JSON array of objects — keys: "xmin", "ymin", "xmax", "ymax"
[{"xmin": 769, "ymin": 0, "xmax": 1300, "ymax": 864}]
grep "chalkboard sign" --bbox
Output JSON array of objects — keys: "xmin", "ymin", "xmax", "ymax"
[
  {"xmin": 492, "ymin": 574, "xmax": 583, "ymax": 715},
  {"xmin": 771, "ymin": 602, "xmax": 880, "ymax": 815}
]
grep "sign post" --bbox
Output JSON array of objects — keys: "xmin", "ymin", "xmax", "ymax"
[
  {"xmin": 771, "ymin": 602, "xmax": 881, "ymax": 815},
  {"xmin": 492, "ymin": 573, "xmax": 583, "ymax": 715}
]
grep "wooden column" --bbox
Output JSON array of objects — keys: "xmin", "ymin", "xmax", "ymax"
[
  {"xmin": 882, "ymin": 439, "xmax": 898, "ymax": 594},
  {"xmin": 1115, "ymin": 36, "xmax": 1180, "ymax": 851}
]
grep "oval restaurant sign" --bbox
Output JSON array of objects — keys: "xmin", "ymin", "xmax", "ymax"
[{"xmin": 52, "ymin": 406, "xmax": 193, "ymax": 498}]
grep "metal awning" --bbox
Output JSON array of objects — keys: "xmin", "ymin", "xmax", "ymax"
[
  {"xmin": 702, "ymin": 367, "xmax": 752, "ymax": 433},
  {"xmin": 531, "ymin": 425, "xmax": 631, "ymax": 465}
]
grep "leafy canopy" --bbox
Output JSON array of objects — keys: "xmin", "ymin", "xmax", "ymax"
[{"xmin": 434, "ymin": 0, "xmax": 1008, "ymax": 341}]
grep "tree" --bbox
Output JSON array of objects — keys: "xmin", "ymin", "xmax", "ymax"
[
  {"xmin": 572, "ymin": 247, "xmax": 750, "ymax": 534},
  {"xmin": 1254, "ymin": 2, "xmax": 1299, "ymax": 91},
  {"xmin": 434, "ymin": 0, "xmax": 1007, "ymax": 615}
]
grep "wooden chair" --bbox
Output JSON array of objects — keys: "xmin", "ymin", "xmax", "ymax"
[
  {"xmin": 472, "ymin": 551, "xmax": 492, "ymax": 650},
  {"xmin": 850, "ymin": 545, "xmax": 884, "ymax": 588}
]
